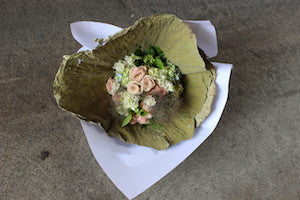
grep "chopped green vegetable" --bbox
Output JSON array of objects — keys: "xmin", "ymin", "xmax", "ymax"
[
  {"xmin": 155, "ymin": 57, "xmax": 164, "ymax": 69},
  {"xmin": 122, "ymin": 111, "xmax": 133, "ymax": 127}
]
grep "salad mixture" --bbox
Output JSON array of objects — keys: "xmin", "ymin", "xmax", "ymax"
[{"xmin": 106, "ymin": 46, "xmax": 183, "ymax": 127}]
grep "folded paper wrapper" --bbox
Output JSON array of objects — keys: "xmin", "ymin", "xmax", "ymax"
[{"xmin": 70, "ymin": 20, "xmax": 233, "ymax": 200}]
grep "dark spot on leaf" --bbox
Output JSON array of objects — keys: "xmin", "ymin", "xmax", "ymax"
[{"xmin": 40, "ymin": 151, "xmax": 49, "ymax": 160}]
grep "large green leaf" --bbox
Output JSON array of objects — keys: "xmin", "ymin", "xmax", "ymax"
[
  {"xmin": 108, "ymin": 120, "xmax": 169, "ymax": 150},
  {"xmin": 53, "ymin": 14, "xmax": 216, "ymax": 150},
  {"xmin": 54, "ymin": 53, "xmax": 114, "ymax": 129},
  {"xmin": 102, "ymin": 14, "xmax": 206, "ymax": 74},
  {"xmin": 181, "ymin": 68, "xmax": 216, "ymax": 123}
]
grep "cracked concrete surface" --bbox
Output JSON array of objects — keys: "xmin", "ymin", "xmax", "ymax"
[{"xmin": 0, "ymin": 0, "xmax": 299, "ymax": 199}]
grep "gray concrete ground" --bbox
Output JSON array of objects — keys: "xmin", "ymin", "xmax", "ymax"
[{"xmin": 0, "ymin": 0, "xmax": 299, "ymax": 199}]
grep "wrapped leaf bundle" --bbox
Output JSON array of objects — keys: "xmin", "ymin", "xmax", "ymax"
[{"xmin": 54, "ymin": 14, "xmax": 216, "ymax": 150}]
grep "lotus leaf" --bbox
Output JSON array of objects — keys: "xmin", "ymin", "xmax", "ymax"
[{"xmin": 54, "ymin": 14, "xmax": 216, "ymax": 150}]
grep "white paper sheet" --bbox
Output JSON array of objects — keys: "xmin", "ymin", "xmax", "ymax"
[{"xmin": 70, "ymin": 20, "xmax": 232, "ymax": 199}]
